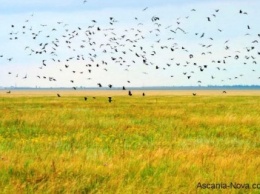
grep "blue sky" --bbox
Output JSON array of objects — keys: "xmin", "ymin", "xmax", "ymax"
[{"xmin": 0, "ymin": 0, "xmax": 259, "ymax": 88}]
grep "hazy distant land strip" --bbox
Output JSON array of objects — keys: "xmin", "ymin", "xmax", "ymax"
[{"xmin": 1, "ymin": 85, "xmax": 260, "ymax": 90}]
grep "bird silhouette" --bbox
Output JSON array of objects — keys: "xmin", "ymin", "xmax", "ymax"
[{"xmin": 142, "ymin": 7, "xmax": 148, "ymax": 11}]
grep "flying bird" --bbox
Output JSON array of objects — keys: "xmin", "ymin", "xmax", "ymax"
[{"xmin": 142, "ymin": 7, "xmax": 148, "ymax": 11}]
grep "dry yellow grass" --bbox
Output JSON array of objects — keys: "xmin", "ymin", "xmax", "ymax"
[
  {"xmin": 0, "ymin": 91, "xmax": 259, "ymax": 193},
  {"xmin": 1, "ymin": 89, "xmax": 260, "ymax": 97}
]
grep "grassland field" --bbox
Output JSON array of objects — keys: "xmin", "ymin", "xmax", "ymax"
[{"xmin": 0, "ymin": 90, "xmax": 260, "ymax": 194}]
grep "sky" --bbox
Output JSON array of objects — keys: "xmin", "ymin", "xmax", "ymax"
[{"xmin": 0, "ymin": 0, "xmax": 259, "ymax": 88}]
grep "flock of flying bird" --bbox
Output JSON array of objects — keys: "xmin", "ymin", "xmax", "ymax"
[{"xmin": 2, "ymin": 2, "xmax": 260, "ymax": 102}]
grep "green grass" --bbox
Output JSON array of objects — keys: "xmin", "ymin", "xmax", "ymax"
[{"xmin": 0, "ymin": 94, "xmax": 260, "ymax": 193}]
